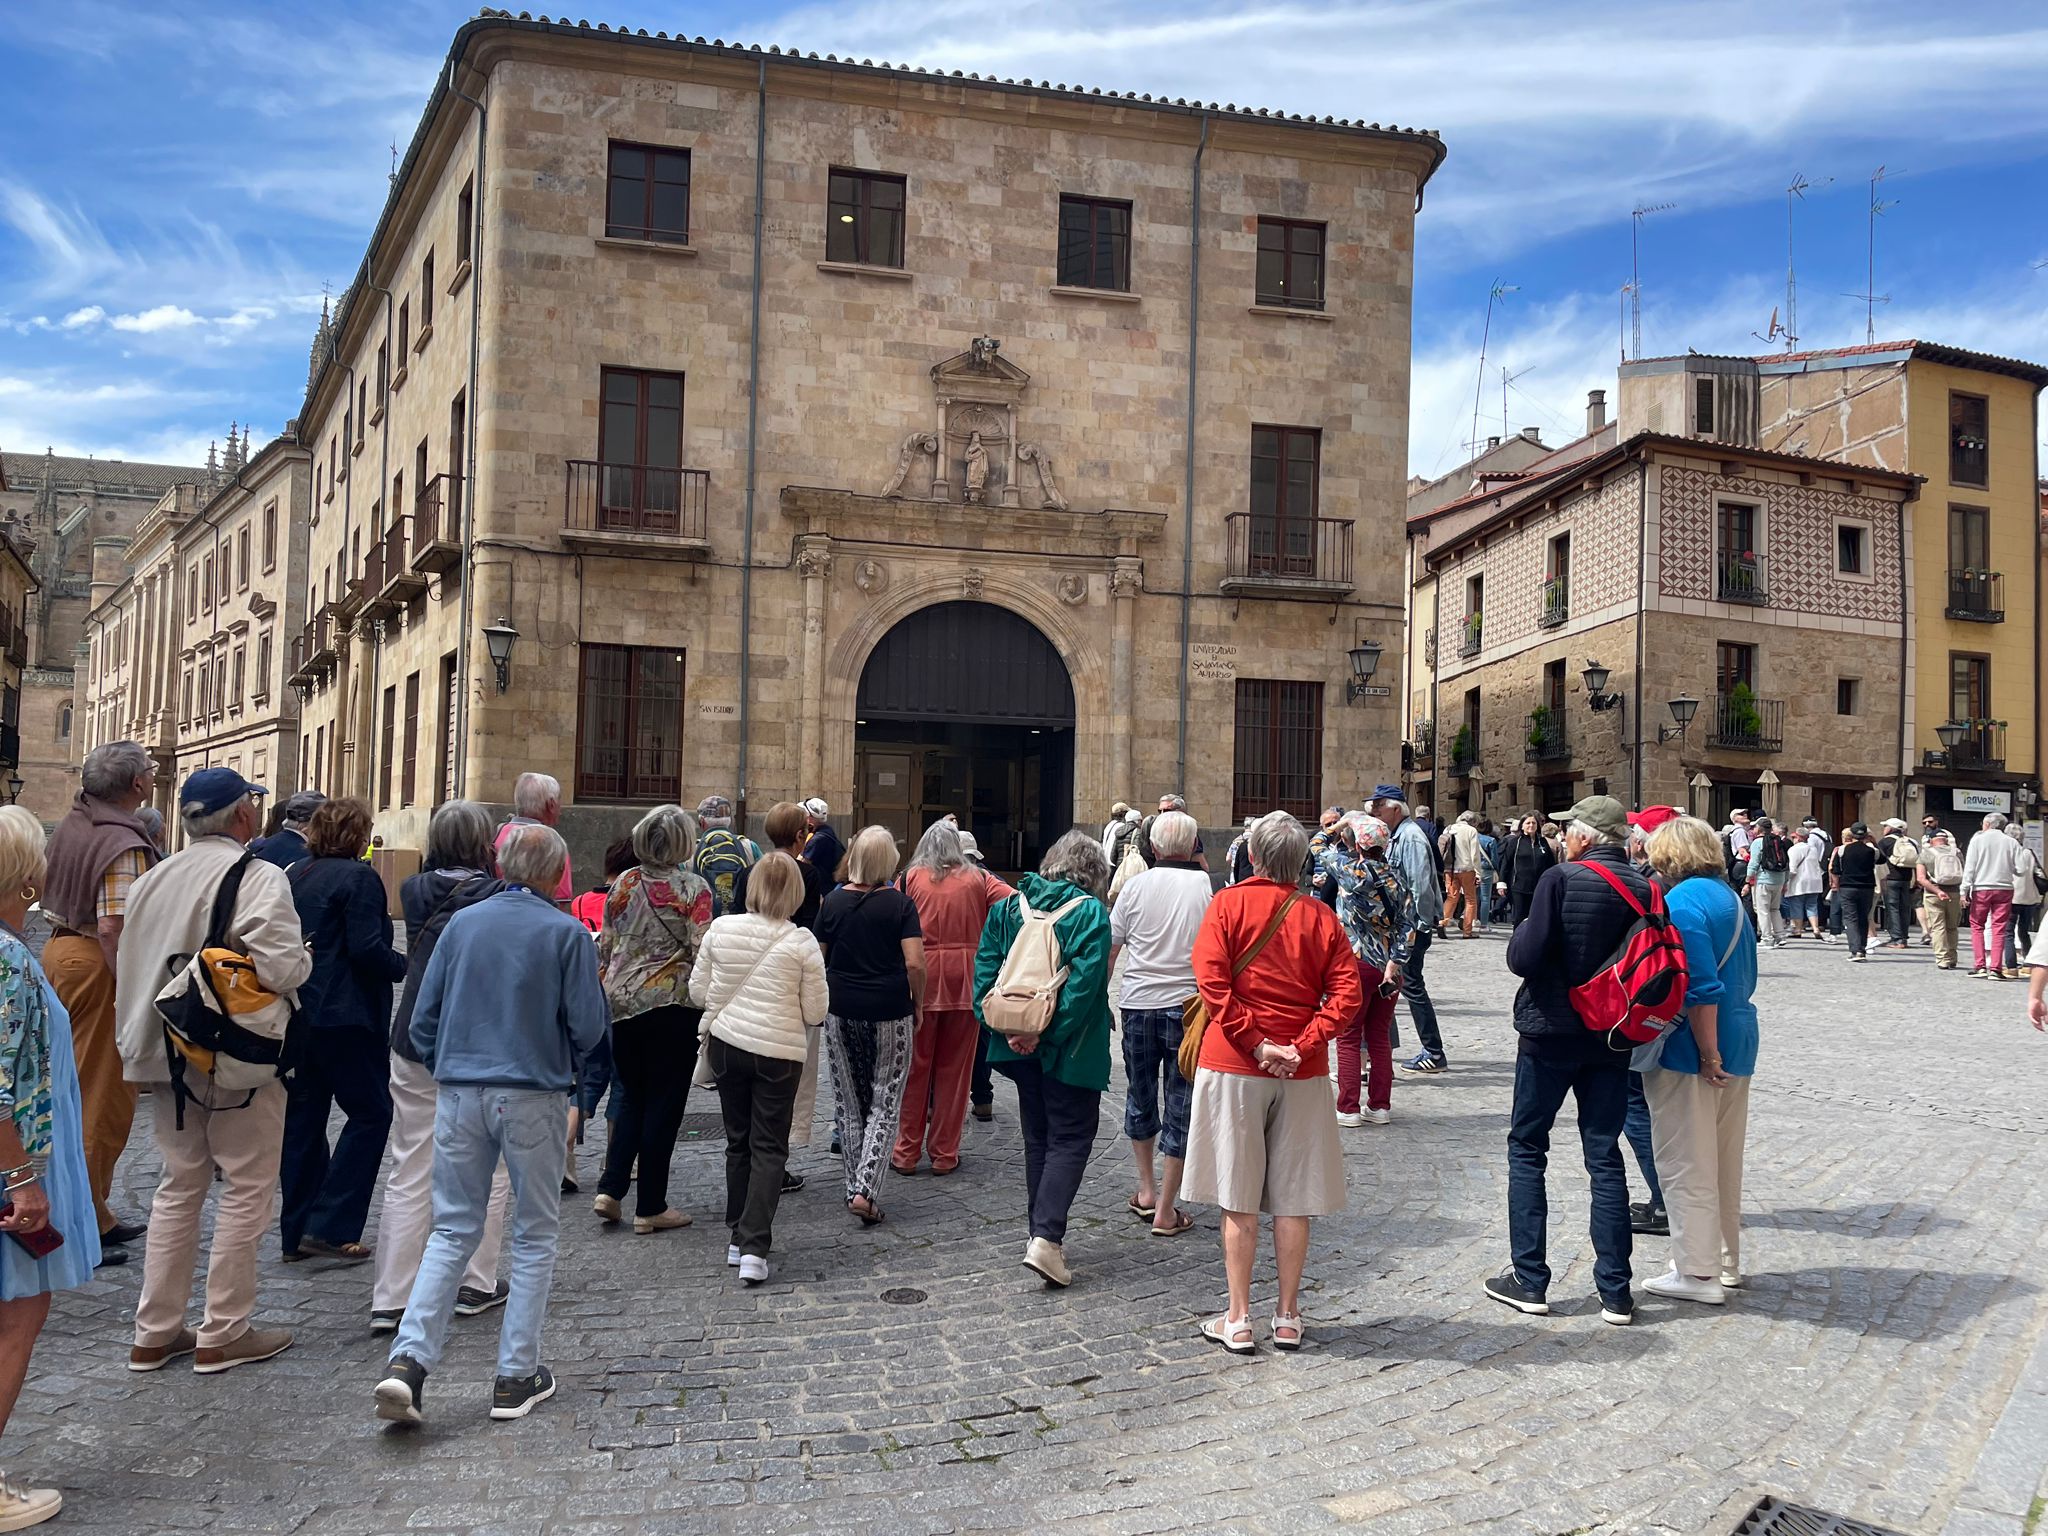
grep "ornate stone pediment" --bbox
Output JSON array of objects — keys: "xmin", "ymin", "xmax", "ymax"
[{"xmin": 876, "ymin": 336, "xmax": 1072, "ymax": 510}]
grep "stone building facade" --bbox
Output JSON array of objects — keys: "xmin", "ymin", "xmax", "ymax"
[
  {"xmin": 1410, "ymin": 375, "xmax": 1918, "ymax": 829},
  {"xmin": 0, "ymin": 448, "xmax": 201, "ymax": 823},
  {"xmin": 287, "ymin": 14, "xmax": 1443, "ymax": 873},
  {"xmin": 80, "ymin": 434, "xmax": 313, "ymax": 836}
]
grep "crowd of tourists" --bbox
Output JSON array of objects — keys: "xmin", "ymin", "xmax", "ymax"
[{"xmin": 0, "ymin": 742, "xmax": 2041, "ymax": 1527}]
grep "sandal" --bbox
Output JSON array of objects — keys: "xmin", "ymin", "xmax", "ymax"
[
  {"xmin": 1199, "ymin": 1314, "xmax": 1255, "ymax": 1354},
  {"xmin": 1270, "ymin": 1313, "xmax": 1305, "ymax": 1352},
  {"xmin": 849, "ymin": 1196, "xmax": 885, "ymax": 1227},
  {"xmin": 298, "ymin": 1237, "xmax": 373, "ymax": 1264},
  {"xmin": 1150, "ymin": 1210, "xmax": 1194, "ymax": 1237},
  {"xmin": 1127, "ymin": 1194, "xmax": 1157, "ymax": 1219}
]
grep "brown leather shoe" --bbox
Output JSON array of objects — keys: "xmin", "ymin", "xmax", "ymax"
[
  {"xmin": 127, "ymin": 1327, "xmax": 198, "ymax": 1373},
  {"xmin": 193, "ymin": 1326, "xmax": 293, "ymax": 1374}
]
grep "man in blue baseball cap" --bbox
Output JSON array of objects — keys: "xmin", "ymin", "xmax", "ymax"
[{"xmin": 114, "ymin": 765, "xmax": 312, "ymax": 1376}]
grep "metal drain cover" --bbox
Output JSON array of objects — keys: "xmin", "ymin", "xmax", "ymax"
[
  {"xmin": 1733, "ymin": 1496, "xmax": 1909, "ymax": 1536},
  {"xmin": 881, "ymin": 1288, "xmax": 928, "ymax": 1305}
]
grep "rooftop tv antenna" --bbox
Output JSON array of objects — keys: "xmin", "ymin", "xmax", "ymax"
[
  {"xmin": 1629, "ymin": 203, "xmax": 1676, "ymax": 360},
  {"xmin": 1501, "ymin": 363, "xmax": 1533, "ymax": 438},
  {"xmin": 1850, "ymin": 167, "xmax": 1898, "ymax": 344},
  {"xmin": 1780, "ymin": 172, "xmax": 1830, "ymax": 351},
  {"xmin": 1469, "ymin": 280, "xmax": 1518, "ymax": 457}
]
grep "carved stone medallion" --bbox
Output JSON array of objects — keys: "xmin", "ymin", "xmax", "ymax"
[
  {"xmin": 854, "ymin": 558, "xmax": 889, "ymax": 596},
  {"xmin": 1057, "ymin": 572, "xmax": 1088, "ymax": 606}
]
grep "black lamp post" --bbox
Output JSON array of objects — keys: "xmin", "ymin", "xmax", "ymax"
[
  {"xmin": 1658, "ymin": 693, "xmax": 1700, "ymax": 745},
  {"xmin": 4, "ymin": 774, "xmax": 21, "ymax": 805},
  {"xmin": 1345, "ymin": 640, "xmax": 1383, "ymax": 704},
  {"xmin": 482, "ymin": 618, "xmax": 520, "ymax": 695},
  {"xmin": 1581, "ymin": 659, "xmax": 1623, "ymax": 712},
  {"xmin": 1935, "ymin": 720, "xmax": 1967, "ymax": 751}
]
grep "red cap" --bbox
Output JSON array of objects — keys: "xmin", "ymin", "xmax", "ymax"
[{"xmin": 1627, "ymin": 805, "xmax": 1683, "ymax": 834}]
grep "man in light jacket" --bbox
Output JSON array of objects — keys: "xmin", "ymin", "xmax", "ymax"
[
  {"xmin": 115, "ymin": 768, "xmax": 311, "ymax": 1376},
  {"xmin": 1961, "ymin": 812, "xmax": 2021, "ymax": 979},
  {"xmin": 376, "ymin": 821, "xmax": 607, "ymax": 1426},
  {"xmin": 1371, "ymin": 786, "xmax": 1451, "ymax": 1074}
]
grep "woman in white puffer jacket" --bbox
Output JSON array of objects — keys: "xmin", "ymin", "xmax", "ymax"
[{"xmin": 689, "ymin": 852, "xmax": 829, "ymax": 1285}]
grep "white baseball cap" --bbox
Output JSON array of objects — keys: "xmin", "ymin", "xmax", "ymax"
[{"xmin": 802, "ymin": 797, "xmax": 829, "ymax": 818}]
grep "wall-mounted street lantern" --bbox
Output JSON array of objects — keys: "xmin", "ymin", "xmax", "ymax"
[
  {"xmin": 1935, "ymin": 720, "xmax": 1967, "ymax": 751},
  {"xmin": 5, "ymin": 774, "xmax": 22, "ymax": 805},
  {"xmin": 1581, "ymin": 659, "xmax": 1623, "ymax": 712},
  {"xmin": 1658, "ymin": 693, "xmax": 1700, "ymax": 746},
  {"xmin": 1345, "ymin": 640, "xmax": 1384, "ymax": 705},
  {"xmin": 482, "ymin": 618, "xmax": 520, "ymax": 695}
]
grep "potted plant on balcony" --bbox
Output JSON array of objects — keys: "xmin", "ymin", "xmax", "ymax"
[
  {"xmin": 1527, "ymin": 704, "xmax": 1552, "ymax": 749},
  {"xmin": 1726, "ymin": 681, "xmax": 1764, "ymax": 741},
  {"xmin": 1451, "ymin": 723, "xmax": 1475, "ymax": 771}
]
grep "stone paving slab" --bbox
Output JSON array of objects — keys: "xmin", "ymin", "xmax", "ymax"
[{"xmin": 11, "ymin": 927, "xmax": 2048, "ymax": 1534}]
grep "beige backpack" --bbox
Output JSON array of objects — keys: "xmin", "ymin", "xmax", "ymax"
[
  {"xmin": 980, "ymin": 890, "xmax": 1090, "ymax": 1039},
  {"xmin": 1108, "ymin": 844, "xmax": 1147, "ymax": 905}
]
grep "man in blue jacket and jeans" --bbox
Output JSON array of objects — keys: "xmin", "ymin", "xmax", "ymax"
[
  {"xmin": 1488, "ymin": 794, "xmax": 1645, "ymax": 1325},
  {"xmin": 375, "ymin": 821, "xmax": 608, "ymax": 1425}
]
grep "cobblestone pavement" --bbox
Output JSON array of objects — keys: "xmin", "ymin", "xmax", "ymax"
[{"xmin": 14, "ymin": 926, "xmax": 2048, "ymax": 1536}]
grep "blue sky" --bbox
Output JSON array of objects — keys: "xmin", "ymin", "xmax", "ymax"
[{"xmin": 4, "ymin": 0, "xmax": 2046, "ymax": 477}]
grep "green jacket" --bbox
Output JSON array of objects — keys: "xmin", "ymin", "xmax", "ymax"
[{"xmin": 972, "ymin": 873, "xmax": 1112, "ymax": 1092}]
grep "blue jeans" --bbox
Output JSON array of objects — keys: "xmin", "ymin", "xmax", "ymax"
[
  {"xmin": 1397, "ymin": 927, "xmax": 1445, "ymax": 1061},
  {"xmin": 1120, "ymin": 1008, "xmax": 1193, "ymax": 1159},
  {"xmin": 1507, "ymin": 1036, "xmax": 1632, "ymax": 1300},
  {"xmin": 1623, "ymin": 1071, "xmax": 1663, "ymax": 1210},
  {"xmin": 392, "ymin": 1085, "xmax": 568, "ymax": 1379},
  {"xmin": 1784, "ymin": 891, "xmax": 1820, "ymax": 928}
]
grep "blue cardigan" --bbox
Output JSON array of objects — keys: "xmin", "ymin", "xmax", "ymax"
[
  {"xmin": 1651, "ymin": 875, "xmax": 1760, "ymax": 1077},
  {"xmin": 288, "ymin": 856, "xmax": 407, "ymax": 1036}
]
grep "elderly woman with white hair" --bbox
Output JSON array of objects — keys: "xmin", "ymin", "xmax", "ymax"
[
  {"xmin": 1184, "ymin": 812, "xmax": 1360, "ymax": 1351},
  {"xmin": 0, "ymin": 805, "xmax": 99, "ymax": 1526},
  {"xmin": 896, "ymin": 820, "xmax": 1011, "ymax": 1175},
  {"xmin": 376, "ymin": 821, "xmax": 606, "ymax": 1426},
  {"xmin": 816, "ymin": 827, "xmax": 926, "ymax": 1223},
  {"xmin": 1106, "ymin": 808, "xmax": 1210, "ymax": 1235},
  {"xmin": 593, "ymin": 804, "xmax": 713, "ymax": 1234},
  {"xmin": 973, "ymin": 830, "xmax": 1114, "ymax": 1287},
  {"xmin": 1327, "ymin": 813, "xmax": 1416, "ymax": 1128}
]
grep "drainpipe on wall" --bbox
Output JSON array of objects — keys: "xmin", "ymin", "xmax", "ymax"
[
  {"xmin": 1632, "ymin": 454, "xmax": 1648, "ymax": 807},
  {"xmin": 736, "ymin": 57, "xmax": 767, "ymax": 822},
  {"xmin": 1175, "ymin": 112, "xmax": 1209, "ymax": 797},
  {"xmin": 450, "ymin": 62, "xmax": 487, "ymax": 799},
  {"xmin": 1896, "ymin": 486, "xmax": 1913, "ymax": 811}
]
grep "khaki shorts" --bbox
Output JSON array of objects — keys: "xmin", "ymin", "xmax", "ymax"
[{"xmin": 1181, "ymin": 1070, "xmax": 1347, "ymax": 1217}]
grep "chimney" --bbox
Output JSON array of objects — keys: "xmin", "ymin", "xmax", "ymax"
[
  {"xmin": 1520, "ymin": 426, "xmax": 1541, "ymax": 442},
  {"xmin": 1486, "ymin": 435, "xmax": 1501, "ymax": 449},
  {"xmin": 1586, "ymin": 389, "xmax": 1608, "ymax": 434}
]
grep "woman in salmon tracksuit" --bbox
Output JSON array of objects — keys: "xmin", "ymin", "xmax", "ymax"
[{"xmin": 895, "ymin": 820, "xmax": 1012, "ymax": 1175}]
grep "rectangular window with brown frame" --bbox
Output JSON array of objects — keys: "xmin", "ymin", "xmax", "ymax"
[
  {"xmin": 379, "ymin": 684, "xmax": 397, "ymax": 810},
  {"xmin": 329, "ymin": 435, "xmax": 337, "ymax": 489},
  {"xmin": 343, "ymin": 406, "xmax": 352, "ymax": 454},
  {"xmin": 1694, "ymin": 376, "xmax": 1715, "ymax": 437},
  {"xmin": 376, "ymin": 340, "xmax": 388, "ymax": 398},
  {"xmin": 826, "ymin": 168, "xmax": 906, "ymax": 267},
  {"xmin": 255, "ymin": 629, "xmax": 271, "ymax": 701},
  {"xmin": 1247, "ymin": 425, "xmax": 1321, "ymax": 578},
  {"xmin": 1056, "ymin": 195, "xmax": 1131, "ymax": 291},
  {"xmin": 232, "ymin": 644, "xmax": 245, "ymax": 708},
  {"xmin": 421, "ymin": 249, "xmax": 434, "ymax": 331},
  {"xmin": 202, "ymin": 555, "xmax": 213, "ymax": 611},
  {"xmin": 606, "ymin": 143, "xmax": 691, "ymax": 245},
  {"xmin": 595, "ymin": 367, "xmax": 685, "ymax": 533},
  {"xmin": 219, "ymin": 550, "xmax": 231, "ymax": 602},
  {"xmin": 189, "ymin": 565, "xmax": 199, "ymax": 614},
  {"xmin": 576, "ymin": 644, "xmax": 684, "ymax": 801},
  {"xmin": 237, "ymin": 526, "xmax": 250, "ymax": 590},
  {"xmin": 1949, "ymin": 391, "xmax": 1988, "ymax": 488},
  {"xmin": 1231, "ymin": 678, "xmax": 1325, "ymax": 823},
  {"xmin": 456, "ymin": 176, "xmax": 474, "ymax": 266},
  {"xmin": 262, "ymin": 500, "xmax": 277, "ymax": 571},
  {"xmin": 437, "ymin": 651, "xmax": 458, "ymax": 804},
  {"xmin": 356, "ymin": 380, "xmax": 367, "ymax": 443},
  {"xmin": 1950, "ymin": 652, "xmax": 1997, "ymax": 764},
  {"xmin": 398, "ymin": 298, "xmax": 410, "ymax": 358},
  {"xmin": 1255, "ymin": 218, "xmax": 1325, "ymax": 310},
  {"xmin": 213, "ymin": 653, "xmax": 226, "ymax": 717},
  {"xmin": 401, "ymin": 669, "xmax": 420, "ymax": 807}
]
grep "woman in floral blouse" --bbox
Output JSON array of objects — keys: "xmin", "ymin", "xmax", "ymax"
[
  {"xmin": 0, "ymin": 804, "xmax": 96, "ymax": 1528},
  {"xmin": 1327, "ymin": 813, "xmax": 1417, "ymax": 1127},
  {"xmin": 593, "ymin": 805, "xmax": 713, "ymax": 1235}
]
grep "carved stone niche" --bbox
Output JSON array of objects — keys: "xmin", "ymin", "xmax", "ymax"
[{"xmin": 930, "ymin": 340, "xmax": 1030, "ymax": 508}]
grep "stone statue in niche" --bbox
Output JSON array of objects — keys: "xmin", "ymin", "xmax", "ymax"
[
  {"xmin": 880, "ymin": 431, "xmax": 939, "ymax": 499},
  {"xmin": 962, "ymin": 433, "xmax": 991, "ymax": 505},
  {"xmin": 970, "ymin": 335, "xmax": 1002, "ymax": 370},
  {"xmin": 1016, "ymin": 443, "xmax": 1069, "ymax": 511}
]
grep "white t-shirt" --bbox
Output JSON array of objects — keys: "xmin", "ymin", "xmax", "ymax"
[{"xmin": 1109, "ymin": 865, "xmax": 1214, "ymax": 1011}]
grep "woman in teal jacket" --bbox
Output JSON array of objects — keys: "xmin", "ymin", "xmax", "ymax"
[
  {"xmin": 1637, "ymin": 814, "xmax": 1760, "ymax": 1308},
  {"xmin": 973, "ymin": 829, "xmax": 1113, "ymax": 1289}
]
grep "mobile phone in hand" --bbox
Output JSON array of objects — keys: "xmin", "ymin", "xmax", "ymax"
[
  {"xmin": 0, "ymin": 1201, "xmax": 63, "ymax": 1260},
  {"xmin": 1377, "ymin": 978, "xmax": 1401, "ymax": 998}
]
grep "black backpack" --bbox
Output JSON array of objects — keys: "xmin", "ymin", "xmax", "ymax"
[{"xmin": 1756, "ymin": 834, "xmax": 1789, "ymax": 874}]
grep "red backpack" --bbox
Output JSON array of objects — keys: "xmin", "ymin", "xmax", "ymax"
[{"xmin": 1567, "ymin": 860, "xmax": 1689, "ymax": 1048}]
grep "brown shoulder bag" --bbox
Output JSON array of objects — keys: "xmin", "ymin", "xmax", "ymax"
[{"xmin": 1178, "ymin": 891, "xmax": 1299, "ymax": 1080}]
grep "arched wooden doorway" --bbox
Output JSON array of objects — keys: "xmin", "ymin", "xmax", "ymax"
[{"xmin": 853, "ymin": 601, "xmax": 1075, "ymax": 873}]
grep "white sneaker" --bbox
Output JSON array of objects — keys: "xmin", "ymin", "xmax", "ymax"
[
  {"xmin": 1720, "ymin": 1267, "xmax": 1743, "ymax": 1289},
  {"xmin": 1644, "ymin": 1267, "xmax": 1727, "ymax": 1305},
  {"xmin": 1023, "ymin": 1236, "xmax": 1072, "ymax": 1287},
  {"xmin": 1365, "ymin": 1108, "xmax": 1391, "ymax": 1126},
  {"xmin": 726, "ymin": 1244, "xmax": 741, "ymax": 1268},
  {"xmin": 0, "ymin": 1472, "xmax": 60, "ymax": 1531},
  {"xmin": 1334, "ymin": 1111, "xmax": 1366, "ymax": 1128},
  {"xmin": 738, "ymin": 1255, "xmax": 769, "ymax": 1287}
]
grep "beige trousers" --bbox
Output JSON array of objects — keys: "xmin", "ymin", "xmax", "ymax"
[
  {"xmin": 134, "ymin": 1078, "xmax": 287, "ymax": 1350},
  {"xmin": 372, "ymin": 1054, "xmax": 508, "ymax": 1312},
  {"xmin": 1922, "ymin": 889, "xmax": 1961, "ymax": 966},
  {"xmin": 1642, "ymin": 1068, "xmax": 1751, "ymax": 1280}
]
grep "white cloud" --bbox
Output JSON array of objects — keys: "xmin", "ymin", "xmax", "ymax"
[
  {"xmin": 59, "ymin": 305, "xmax": 104, "ymax": 330},
  {"xmin": 108, "ymin": 305, "xmax": 204, "ymax": 333}
]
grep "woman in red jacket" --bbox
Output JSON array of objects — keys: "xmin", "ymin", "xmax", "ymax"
[{"xmin": 1183, "ymin": 812, "xmax": 1361, "ymax": 1354}]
